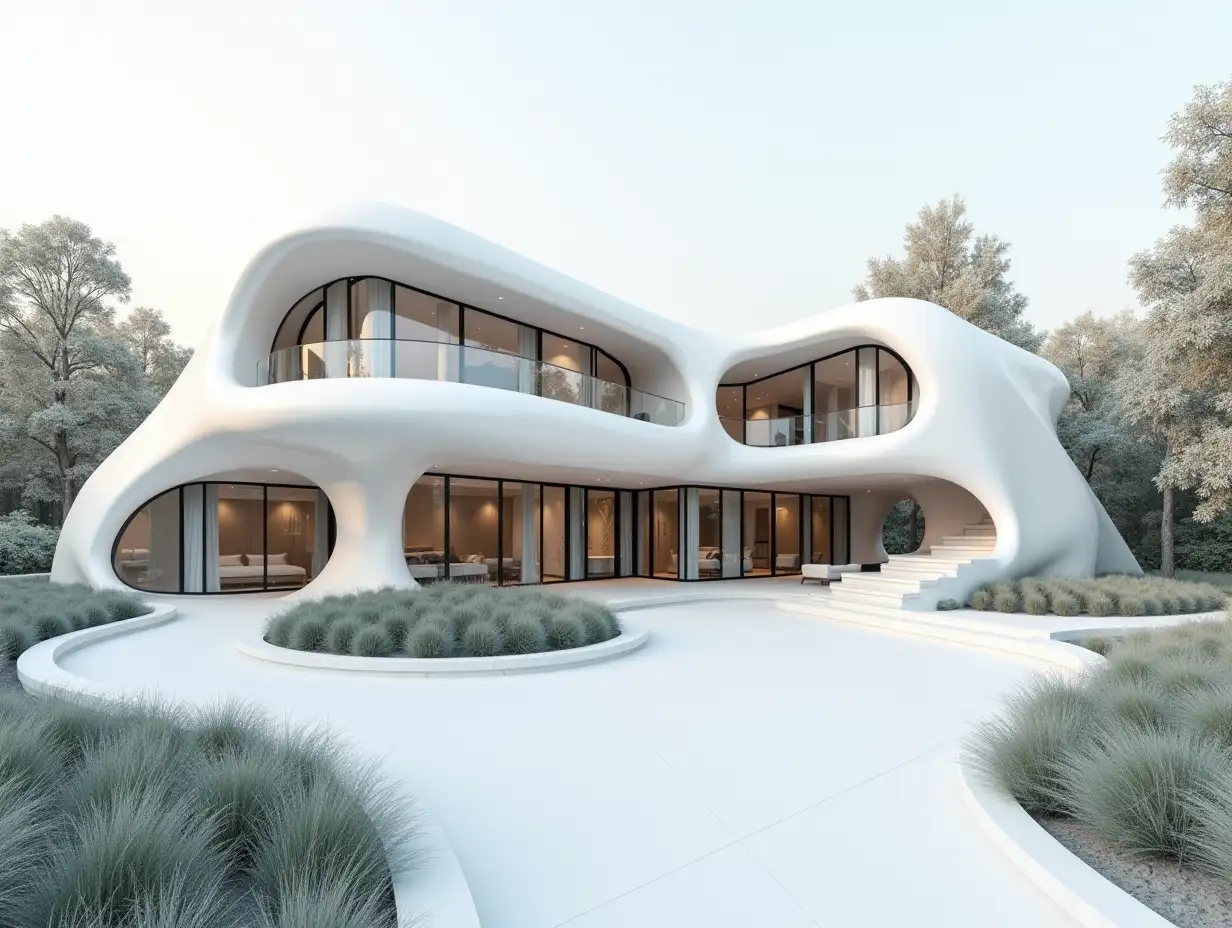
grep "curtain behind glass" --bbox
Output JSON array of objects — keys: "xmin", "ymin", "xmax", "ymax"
[{"xmin": 182, "ymin": 484, "xmax": 204, "ymax": 592}]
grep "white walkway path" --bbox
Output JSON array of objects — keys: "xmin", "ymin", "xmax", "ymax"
[{"xmin": 56, "ymin": 587, "xmax": 1075, "ymax": 928}]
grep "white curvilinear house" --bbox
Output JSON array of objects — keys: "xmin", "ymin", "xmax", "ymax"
[{"xmin": 53, "ymin": 203, "xmax": 1140, "ymax": 610}]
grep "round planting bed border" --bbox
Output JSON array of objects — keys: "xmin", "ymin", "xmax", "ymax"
[{"xmin": 239, "ymin": 626, "xmax": 649, "ymax": 676}]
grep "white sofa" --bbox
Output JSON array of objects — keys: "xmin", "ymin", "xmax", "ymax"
[{"xmin": 800, "ymin": 563, "xmax": 861, "ymax": 585}]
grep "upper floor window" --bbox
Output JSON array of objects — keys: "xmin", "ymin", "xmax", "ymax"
[{"xmin": 719, "ymin": 346, "xmax": 916, "ymax": 446}]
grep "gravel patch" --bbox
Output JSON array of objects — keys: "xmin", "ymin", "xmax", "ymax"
[{"xmin": 1036, "ymin": 814, "xmax": 1232, "ymax": 928}]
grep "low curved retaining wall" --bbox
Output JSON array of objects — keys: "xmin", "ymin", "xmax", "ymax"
[
  {"xmin": 239, "ymin": 626, "xmax": 649, "ymax": 676},
  {"xmin": 16, "ymin": 605, "xmax": 178, "ymax": 703}
]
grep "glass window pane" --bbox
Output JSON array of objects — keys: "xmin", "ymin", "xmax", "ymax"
[
  {"xmin": 502, "ymin": 482, "xmax": 539, "ymax": 585},
  {"xmin": 653, "ymin": 489, "xmax": 678, "ymax": 579},
  {"xmin": 744, "ymin": 369, "xmax": 807, "ymax": 446},
  {"xmin": 637, "ymin": 490, "xmax": 650, "ymax": 576},
  {"xmin": 696, "ymin": 489, "xmax": 721, "ymax": 580},
  {"xmin": 742, "ymin": 491, "xmax": 771, "ymax": 576},
  {"xmin": 394, "ymin": 287, "xmax": 459, "ymax": 343},
  {"xmin": 266, "ymin": 487, "xmax": 318, "ymax": 591},
  {"xmin": 539, "ymin": 334, "xmax": 589, "ymax": 406},
  {"xmin": 810, "ymin": 497, "xmax": 832, "ymax": 565},
  {"xmin": 274, "ymin": 288, "xmax": 323, "ymax": 351},
  {"xmin": 774, "ymin": 494, "xmax": 801, "ymax": 574},
  {"xmin": 114, "ymin": 488, "xmax": 180, "ymax": 592},
  {"xmin": 447, "ymin": 477, "xmax": 499, "ymax": 584},
  {"xmin": 216, "ymin": 485, "xmax": 265, "ymax": 591},
  {"xmin": 721, "ymin": 489, "xmax": 742, "ymax": 577},
  {"xmin": 463, "ymin": 310, "xmax": 528, "ymax": 392},
  {"xmin": 404, "ymin": 476, "xmax": 447, "ymax": 583},
  {"xmin": 814, "ymin": 351, "xmax": 857, "ymax": 441},
  {"xmin": 542, "ymin": 486, "xmax": 567, "ymax": 582},
  {"xmin": 350, "ymin": 278, "xmax": 393, "ymax": 340},
  {"xmin": 833, "ymin": 496, "xmax": 850, "ymax": 564},
  {"xmin": 586, "ymin": 489, "xmax": 616, "ymax": 578},
  {"xmin": 596, "ymin": 351, "xmax": 625, "ymax": 387},
  {"xmin": 878, "ymin": 349, "xmax": 911, "ymax": 433},
  {"xmin": 717, "ymin": 386, "xmax": 743, "ymax": 442}
]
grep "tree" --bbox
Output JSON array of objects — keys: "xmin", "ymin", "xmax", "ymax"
[
  {"xmin": 854, "ymin": 195, "xmax": 1043, "ymax": 351},
  {"xmin": 118, "ymin": 306, "xmax": 193, "ymax": 394},
  {"xmin": 0, "ymin": 217, "xmax": 136, "ymax": 517},
  {"xmin": 1126, "ymin": 77, "xmax": 1232, "ymax": 555}
]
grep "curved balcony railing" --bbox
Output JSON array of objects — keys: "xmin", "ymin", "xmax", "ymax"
[
  {"xmin": 720, "ymin": 401, "xmax": 916, "ymax": 446},
  {"xmin": 257, "ymin": 338, "xmax": 686, "ymax": 427}
]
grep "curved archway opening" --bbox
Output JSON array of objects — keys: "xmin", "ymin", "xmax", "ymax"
[
  {"xmin": 113, "ymin": 477, "xmax": 334, "ymax": 594},
  {"xmin": 881, "ymin": 498, "xmax": 925, "ymax": 556}
]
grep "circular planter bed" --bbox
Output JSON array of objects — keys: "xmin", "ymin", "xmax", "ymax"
[{"xmin": 264, "ymin": 584, "xmax": 625, "ymax": 662}]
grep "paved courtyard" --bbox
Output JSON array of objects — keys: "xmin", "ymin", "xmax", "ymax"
[{"xmin": 58, "ymin": 588, "xmax": 1074, "ymax": 927}]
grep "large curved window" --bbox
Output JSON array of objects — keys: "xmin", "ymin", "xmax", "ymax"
[
  {"xmin": 718, "ymin": 346, "xmax": 916, "ymax": 445},
  {"xmin": 114, "ymin": 482, "xmax": 333, "ymax": 594},
  {"xmin": 261, "ymin": 277, "xmax": 686, "ymax": 425}
]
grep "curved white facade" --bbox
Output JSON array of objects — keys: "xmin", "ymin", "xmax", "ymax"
[{"xmin": 52, "ymin": 203, "xmax": 1140, "ymax": 608}]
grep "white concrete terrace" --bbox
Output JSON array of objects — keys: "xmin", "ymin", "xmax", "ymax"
[{"xmin": 18, "ymin": 577, "xmax": 1117, "ymax": 927}]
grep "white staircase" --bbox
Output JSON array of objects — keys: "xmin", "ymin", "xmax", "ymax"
[{"xmin": 827, "ymin": 516, "xmax": 997, "ymax": 611}]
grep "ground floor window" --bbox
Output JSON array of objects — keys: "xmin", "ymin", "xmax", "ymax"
[
  {"xmin": 631, "ymin": 486, "xmax": 851, "ymax": 581},
  {"xmin": 114, "ymin": 482, "xmax": 332, "ymax": 593}
]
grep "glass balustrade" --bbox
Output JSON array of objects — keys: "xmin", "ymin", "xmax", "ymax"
[
  {"xmin": 258, "ymin": 339, "xmax": 686, "ymax": 427},
  {"xmin": 720, "ymin": 401, "xmax": 916, "ymax": 446}
]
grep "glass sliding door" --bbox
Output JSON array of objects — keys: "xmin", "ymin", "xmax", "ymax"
[
  {"xmin": 742, "ymin": 491, "xmax": 771, "ymax": 576},
  {"xmin": 833, "ymin": 496, "xmax": 850, "ymax": 565},
  {"xmin": 636, "ymin": 490, "xmax": 651, "ymax": 577},
  {"xmin": 773, "ymin": 494, "xmax": 801, "ymax": 574},
  {"xmin": 652, "ymin": 489, "xmax": 679, "ymax": 579},
  {"xmin": 404, "ymin": 475, "xmax": 447, "ymax": 583},
  {"xmin": 502, "ymin": 482, "xmax": 540, "ymax": 585},
  {"xmin": 618, "ymin": 491, "xmax": 634, "ymax": 577},
  {"xmin": 265, "ymin": 487, "xmax": 318, "ymax": 590},
  {"xmin": 541, "ymin": 486, "xmax": 567, "ymax": 582},
  {"xmin": 721, "ymin": 489, "xmax": 743, "ymax": 578},
  {"xmin": 695, "ymin": 488, "xmax": 721, "ymax": 580},
  {"xmin": 216, "ymin": 485, "xmax": 265, "ymax": 592},
  {"xmin": 447, "ymin": 477, "xmax": 499, "ymax": 583},
  {"xmin": 810, "ymin": 496, "xmax": 832, "ymax": 566},
  {"xmin": 586, "ymin": 489, "xmax": 617, "ymax": 578}
]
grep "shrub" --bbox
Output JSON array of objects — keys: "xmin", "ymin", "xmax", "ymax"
[
  {"xmin": 1063, "ymin": 728, "xmax": 1224, "ymax": 861},
  {"xmin": 936, "ymin": 598, "xmax": 960, "ymax": 611},
  {"xmin": 461, "ymin": 620, "xmax": 502, "ymax": 657},
  {"xmin": 1118, "ymin": 596, "xmax": 1145, "ymax": 617},
  {"xmin": 0, "ymin": 623, "xmax": 32, "ymax": 662},
  {"xmin": 1088, "ymin": 677, "xmax": 1172, "ymax": 732},
  {"xmin": 969, "ymin": 589, "xmax": 993, "ymax": 611},
  {"xmin": 350, "ymin": 627, "xmax": 390, "ymax": 658},
  {"xmin": 326, "ymin": 619, "xmax": 360, "ymax": 655},
  {"xmin": 993, "ymin": 590, "xmax": 1020, "ymax": 613},
  {"xmin": 380, "ymin": 613, "xmax": 411, "ymax": 651},
  {"xmin": 406, "ymin": 623, "xmax": 451, "ymax": 659},
  {"xmin": 0, "ymin": 510, "xmax": 59, "ymax": 575}
]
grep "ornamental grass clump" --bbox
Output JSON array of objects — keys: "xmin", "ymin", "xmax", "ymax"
[
  {"xmin": 968, "ymin": 619, "xmax": 1232, "ymax": 873},
  {"xmin": 955, "ymin": 575, "xmax": 1228, "ymax": 619},
  {"xmin": 0, "ymin": 697, "xmax": 413, "ymax": 928},
  {"xmin": 267, "ymin": 583, "xmax": 620, "ymax": 659},
  {"xmin": 0, "ymin": 579, "xmax": 150, "ymax": 664}
]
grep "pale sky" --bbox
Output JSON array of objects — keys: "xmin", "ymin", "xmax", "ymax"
[{"xmin": 3, "ymin": 0, "xmax": 1229, "ymax": 349}]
